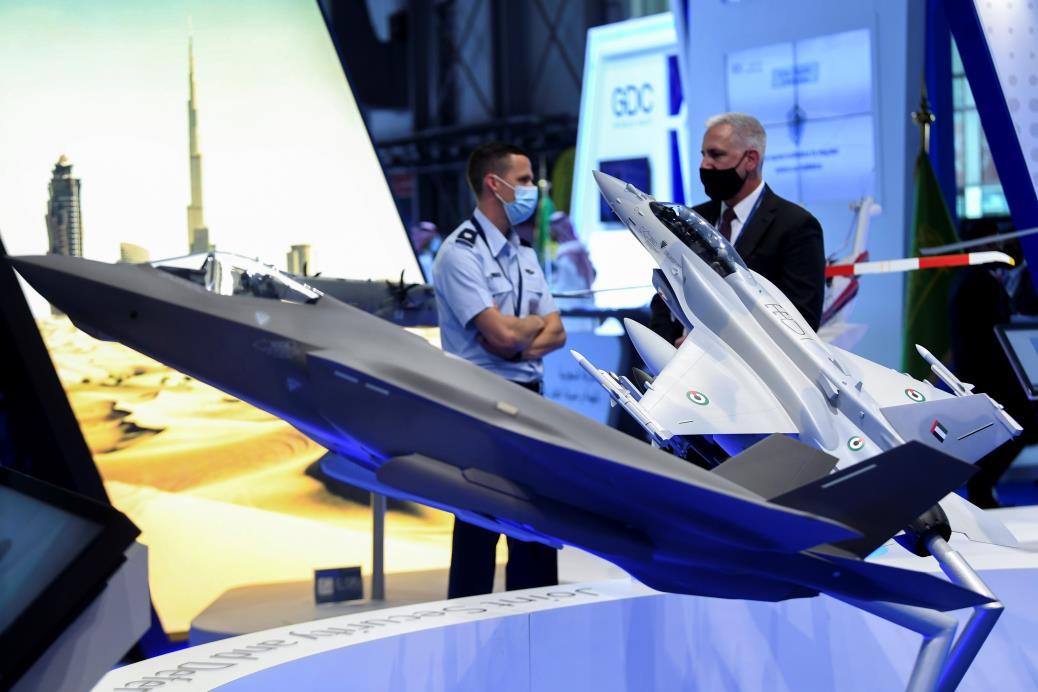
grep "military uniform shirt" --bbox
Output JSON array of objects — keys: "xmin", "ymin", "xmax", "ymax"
[{"xmin": 432, "ymin": 208, "xmax": 558, "ymax": 382}]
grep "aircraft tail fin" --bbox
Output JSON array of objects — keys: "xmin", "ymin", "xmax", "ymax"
[
  {"xmin": 770, "ymin": 441, "xmax": 977, "ymax": 558},
  {"xmin": 712, "ymin": 434, "xmax": 838, "ymax": 499},
  {"xmin": 880, "ymin": 394, "xmax": 1022, "ymax": 463}
]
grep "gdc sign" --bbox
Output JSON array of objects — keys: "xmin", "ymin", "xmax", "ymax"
[{"xmin": 611, "ymin": 83, "xmax": 654, "ymax": 117}]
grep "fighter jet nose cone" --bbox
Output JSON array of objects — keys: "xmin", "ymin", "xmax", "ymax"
[
  {"xmin": 9, "ymin": 254, "xmax": 119, "ymax": 316},
  {"xmin": 592, "ymin": 170, "xmax": 630, "ymax": 206},
  {"xmin": 592, "ymin": 169, "xmax": 621, "ymax": 192},
  {"xmin": 8, "ymin": 255, "xmax": 57, "ymax": 282},
  {"xmin": 592, "ymin": 170, "xmax": 649, "ymax": 206}
]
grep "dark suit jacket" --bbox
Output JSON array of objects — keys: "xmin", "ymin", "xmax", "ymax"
[
  {"xmin": 693, "ymin": 184, "xmax": 825, "ymax": 330},
  {"xmin": 645, "ymin": 187, "xmax": 825, "ymax": 469}
]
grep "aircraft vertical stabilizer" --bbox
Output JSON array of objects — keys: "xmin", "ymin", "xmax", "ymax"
[
  {"xmin": 770, "ymin": 441, "xmax": 977, "ymax": 557},
  {"xmin": 711, "ymin": 434, "xmax": 838, "ymax": 498}
]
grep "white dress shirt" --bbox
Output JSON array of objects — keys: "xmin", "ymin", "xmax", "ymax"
[{"xmin": 719, "ymin": 179, "xmax": 766, "ymax": 246}]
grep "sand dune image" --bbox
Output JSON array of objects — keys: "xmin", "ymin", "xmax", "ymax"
[
  {"xmin": 37, "ymin": 317, "xmax": 457, "ymax": 635},
  {"xmin": 106, "ymin": 480, "xmax": 456, "ymax": 634}
]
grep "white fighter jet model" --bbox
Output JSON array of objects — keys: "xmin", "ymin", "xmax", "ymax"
[
  {"xmin": 584, "ymin": 171, "xmax": 1021, "ymax": 469},
  {"xmin": 577, "ymin": 172, "xmax": 1026, "ymax": 690},
  {"xmin": 580, "ymin": 171, "xmax": 1024, "ymax": 548}
]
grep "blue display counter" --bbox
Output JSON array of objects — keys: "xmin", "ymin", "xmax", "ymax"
[{"xmin": 97, "ymin": 534, "xmax": 1038, "ymax": 692}]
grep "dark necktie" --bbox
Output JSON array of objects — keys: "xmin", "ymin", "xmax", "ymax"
[{"xmin": 718, "ymin": 206, "xmax": 737, "ymax": 242}]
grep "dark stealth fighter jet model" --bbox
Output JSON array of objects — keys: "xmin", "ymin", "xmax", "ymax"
[{"xmin": 10, "ymin": 252, "xmax": 997, "ymax": 692}]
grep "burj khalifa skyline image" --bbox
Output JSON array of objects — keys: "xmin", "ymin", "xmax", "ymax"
[{"xmin": 186, "ymin": 36, "xmax": 212, "ymax": 255}]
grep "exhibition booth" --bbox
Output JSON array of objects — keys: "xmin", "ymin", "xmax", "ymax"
[{"xmin": 4, "ymin": 1, "xmax": 1038, "ymax": 691}]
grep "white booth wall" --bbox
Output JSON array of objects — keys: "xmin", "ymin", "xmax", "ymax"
[{"xmin": 681, "ymin": 0, "xmax": 926, "ymax": 367}]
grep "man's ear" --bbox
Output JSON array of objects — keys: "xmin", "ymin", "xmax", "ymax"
[
  {"xmin": 484, "ymin": 172, "xmax": 500, "ymax": 197},
  {"xmin": 745, "ymin": 149, "xmax": 762, "ymax": 174}
]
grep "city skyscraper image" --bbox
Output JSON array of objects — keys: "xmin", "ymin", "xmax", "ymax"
[
  {"xmin": 45, "ymin": 154, "xmax": 84, "ymax": 315},
  {"xmin": 46, "ymin": 155, "xmax": 83, "ymax": 258},
  {"xmin": 119, "ymin": 242, "xmax": 151, "ymax": 264},
  {"xmin": 2, "ymin": 0, "xmax": 421, "ymax": 315},
  {"xmin": 186, "ymin": 36, "xmax": 211, "ymax": 254},
  {"xmin": 286, "ymin": 243, "xmax": 311, "ymax": 275}
]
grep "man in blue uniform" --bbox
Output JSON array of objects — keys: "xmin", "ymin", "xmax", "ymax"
[{"xmin": 433, "ymin": 142, "xmax": 567, "ymax": 598}]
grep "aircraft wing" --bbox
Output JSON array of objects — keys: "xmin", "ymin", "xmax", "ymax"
[
  {"xmin": 826, "ymin": 344, "xmax": 951, "ymax": 408},
  {"xmin": 881, "ymin": 395, "xmax": 1020, "ymax": 464},
  {"xmin": 828, "ymin": 345, "xmax": 1020, "ymax": 463},
  {"xmin": 638, "ymin": 324, "xmax": 797, "ymax": 435}
]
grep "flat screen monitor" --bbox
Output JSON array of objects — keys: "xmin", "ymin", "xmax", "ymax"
[
  {"xmin": 995, "ymin": 323, "xmax": 1038, "ymax": 400},
  {"xmin": 0, "ymin": 467, "xmax": 139, "ymax": 689},
  {"xmin": 598, "ymin": 157, "xmax": 652, "ymax": 223}
]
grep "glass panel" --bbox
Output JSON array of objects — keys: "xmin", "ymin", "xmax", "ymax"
[
  {"xmin": 964, "ymin": 185, "xmax": 983, "ymax": 218},
  {"xmin": 964, "ymin": 110, "xmax": 982, "ymax": 186},
  {"xmin": 954, "ymin": 110, "xmax": 966, "ymax": 188},
  {"xmin": 951, "ymin": 36, "xmax": 1007, "ymax": 220},
  {"xmin": 981, "ymin": 185, "xmax": 1011, "ymax": 216},
  {"xmin": 980, "ymin": 132, "xmax": 1000, "ymax": 185},
  {"xmin": 952, "ymin": 75, "xmax": 965, "ymax": 111}
]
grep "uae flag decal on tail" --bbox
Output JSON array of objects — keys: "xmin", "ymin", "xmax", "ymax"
[{"xmin": 930, "ymin": 420, "xmax": 948, "ymax": 443}]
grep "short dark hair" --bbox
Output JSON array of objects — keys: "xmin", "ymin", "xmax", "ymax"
[{"xmin": 466, "ymin": 142, "xmax": 529, "ymax": 196}]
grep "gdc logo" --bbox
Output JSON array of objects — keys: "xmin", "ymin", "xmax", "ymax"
[{"xmin": 611, "ymin": 83, "xmax": 654, "ymax": 116}]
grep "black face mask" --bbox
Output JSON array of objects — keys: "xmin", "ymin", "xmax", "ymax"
[{"xmin": 699, "ymin": 151, "xmax": 748, "ymax": 202}]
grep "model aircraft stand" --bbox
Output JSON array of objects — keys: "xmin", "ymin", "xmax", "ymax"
[
  {"xmin": 834, "ymin": 595, "xmax": 956, "ymax": 692},
  {"xmin": 839, "ymin": 532, "xmax": 1003, "ymax": 692},
  {"xmin": 372, "ymin": 492, "xmax": 386, "ymax": 601},
  {"xmin": 926, "ymin": 535, "xmax": 1003, "ymax": 692}
]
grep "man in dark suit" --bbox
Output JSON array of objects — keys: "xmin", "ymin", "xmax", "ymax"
[{"xmin": 650, "ymin": 113, "xmax": 825, "ymax": 340}]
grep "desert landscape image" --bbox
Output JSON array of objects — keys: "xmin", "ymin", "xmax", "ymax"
[
  {"xmin": 2, "ymin": 0, "xmax": 467, "ymax": 636},
  {"xmin": 39, "ymin": 316, "xmax": 462, "ymax": 635}
]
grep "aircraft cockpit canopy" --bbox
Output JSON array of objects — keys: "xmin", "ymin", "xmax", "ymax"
[
  {"xmin": 649, "ymin": 202, "xmax": 749, "ymax": 280},
  {"xmin": 151, "ymin": 252, "xmax": 323, "ymax": 304}
]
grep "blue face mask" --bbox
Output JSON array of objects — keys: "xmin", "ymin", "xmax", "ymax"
[{"xmin": 493, "ymin": 175, "xmax": 538, "ymax": 226}]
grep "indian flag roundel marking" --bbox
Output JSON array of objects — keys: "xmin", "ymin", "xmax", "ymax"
[
  {"xmin": 847, "ymin": 436, "xmax": 865, "ymax": 451},
  {"xmin": 904, "ymin": 388, "xmax": 926, "ymax": 402},
  {"xmin": 686, "ymin": 390, "xmax": 709, "ymax": 406}
]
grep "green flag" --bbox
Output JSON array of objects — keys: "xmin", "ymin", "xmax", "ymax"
[
  {"xmin": 550, "ymin": 146, "xmax": 576, "ymax": 214},
  {"xmin": 901, "ymin": 150, "xmax": 960, "ymax": 379},
  {"xmin": 536, "ymin": 179, "xmax": 555, "ymax": 268}
]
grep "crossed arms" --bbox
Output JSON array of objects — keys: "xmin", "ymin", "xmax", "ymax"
[{"xmin": 473, "ymin": 308, "xmax": 566, "ymax": 361}]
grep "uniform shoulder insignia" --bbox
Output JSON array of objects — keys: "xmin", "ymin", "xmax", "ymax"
[{"xmin": 456, "ymin": 227, "xmax": 478, "ymax": 248}]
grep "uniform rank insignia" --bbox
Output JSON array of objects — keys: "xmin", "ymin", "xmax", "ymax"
[{"xmin": 457, "ymin": 228, "xmax": 477, "ymax": 247}]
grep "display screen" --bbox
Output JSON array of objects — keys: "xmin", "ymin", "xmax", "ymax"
[
  {"xmin": 0, "ymin": 467, "xmax": 139, "ymax": 687},
  {"xmin": 726, "ymin": 28, "xmax": 875, "ymax": 204},
  {"xmin": 997, "ymin": 325, "xmax": 1038, "ymax": 399},
  {"xmin": 598, "ymin": 158, "xmax": 651, "ymax": 223},
  {"xmin": 0, "ymin": 487, "xmax": 102, "ymax": 632}
]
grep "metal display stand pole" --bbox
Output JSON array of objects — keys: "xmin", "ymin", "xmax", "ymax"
[
  {"xmin": 834, "ymin": 532, "xmax": 1003, "ymax": 692},
  {"xmin": 926, "ymin": 535, "xmax": 1003, "ymax": 692},
  {"xmin": 371, "ymin": 493, "xmax": 387, "ymax": 601},
  {"xmin": 833, "ymin": 595, "xmax": 957, "ymax": 692}
]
